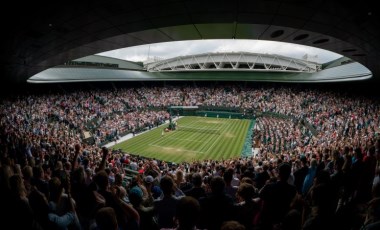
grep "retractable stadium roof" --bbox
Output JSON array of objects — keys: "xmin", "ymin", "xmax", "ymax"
[{"xmin": 0, "ymin": 0, "xmax": 379, "ymax": 84}]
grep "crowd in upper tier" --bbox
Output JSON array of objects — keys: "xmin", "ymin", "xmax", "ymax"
[{"xmin": 1, "ymin": 84, "xmax": 380, "ymax": 230}]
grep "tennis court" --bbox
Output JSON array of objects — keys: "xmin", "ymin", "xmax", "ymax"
[{"xmin": 113, "ymin": 116, "xmax": 251, "ymax": 162}]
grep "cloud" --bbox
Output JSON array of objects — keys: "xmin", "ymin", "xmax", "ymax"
[{"xmin": 98, "ymin": 39, "xmax": 342, "ymax": 64}]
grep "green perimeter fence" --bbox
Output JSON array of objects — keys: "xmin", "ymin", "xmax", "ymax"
[
  {"xmin": 195, "ymin": 110, "xmax": 244, "ymax": 119},
  {"xmin": 169, "ymin": 106, "xmax": 255, "ymax": 119}
]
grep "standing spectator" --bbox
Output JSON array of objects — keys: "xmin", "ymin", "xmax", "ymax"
[
  {"xmin": 199, "ymin": 176, "xmax": 234, "ymax": 230},
  {"xmin": 129, "ymin": 186, "xmax": 157, "ymax": 230},
  {"xmin": 184, "ymin": 173, "xmax": 206, "ymax": 201},
  {"xmin": 48, "ymin": 176, "xmax": 81, "ymax": 230},
  {"xmin": 259, "ymin": 163, "xmax": 297, "ymax": 229},
  {"xmin": 6, "ymin": 174, "xmax": 41, "ymax": 230},
  {"xmin": 303, "ymin": 184, "xmax": 337, "ymax": 230},
  {"xmin": 302, "ymin": 159, "xmax": 318, "ymax": 196},
  {"xmin": 174, "ymin": 196, "xmax": 201, "ymax": 230},
  {"xmin": 255, "ymin": 164, "xmax": 270, "ymax": 190},
  {"xmin": 224, "ymin": 168, "xmax": 239, "ymax": 201},
  {"xmin": 94, "ymin": 207, "xmax": 119, "ymax": 230},
  {"xmin": 94, "ymin": 170, "xmax": 140, "ymax": 230},
  {"xmin": 154, "ymin": 176, "xmax": 181, "ymax": 229},
  {"xmin": 233, "ymin": 183, "xmax": 260, "ymax": 229},
  {"xmin": 294, "ymin": 156, "xmax": 309, "ymax": 194}
]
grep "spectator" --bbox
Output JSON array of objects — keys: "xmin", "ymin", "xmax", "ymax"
[
  {"xmin": 154, "ymin": 175, "xmax": 182, "ymax": 229},
  {"xmin": 259, "ymin": 163, "xmax": 297, "ymax": 229},
  {"xmin": 302, "ymin": 159, "xmax": 317, "ymax": 196},
  {"xmin": 174, "ymin": 196, "xmax": 201, "ymax": 230},
  {"xmin": 94, "ymin": 207, "xmax": 118, "ymax": 230},
  {"xmin": 184, "ymin": 173, "xmax": 206, "ymax": 201},
  {"xmin": 199, "ymin": 176, "xmax": 234, "ymax": 230},
  {"xmin": 220, "ymin": 221, "xmax": 246, "ymax": 230},
  {"xmin": 129, "ymin": 186, "xmax": 157, "ymax": 230},
  {"xmin": 233, "ymin": 182, "xmax": 260, "ymax": 229}
]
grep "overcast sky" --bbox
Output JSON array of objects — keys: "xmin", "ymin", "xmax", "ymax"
[{"xmin": 98, "ymin": 39, "xmax": 342, "ymax": 64}]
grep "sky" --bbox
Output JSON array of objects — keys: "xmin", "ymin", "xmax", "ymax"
[{"xmin": 98, "ymin": 39, "xmax": 342, "ymax": 64}]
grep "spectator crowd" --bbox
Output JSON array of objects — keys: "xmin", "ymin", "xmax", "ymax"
[{"xmin": 1, "ymin": 84, "xmax": 380, "ymax": 230}]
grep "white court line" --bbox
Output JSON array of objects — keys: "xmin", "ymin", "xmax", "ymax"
[
  {"xmin": 160, "ymin": 118, "xmax": 218, "ymax": 153},
  {"xmin": 105, "ymin": 116, "xmax": 183, "ymax": 148},
  {"xmin": 148, "ymin": 117, "xmax": 202, "ymax": 147},
  {"xmin": 172, "ymin": 119, "xmax": 210, "ymax": 152},
  {"xmin": 166, "ymin": 137, "xmax": 204, "ymax": 143},
  {"xmin": 150, "ymin": 144, "xmax": 204, "ymax": 153},
  {"xmin": 179, "ymin": 118, "xmax": 230, "ymax": 154},
  {"xmin": 150, "ymin": 117, "xmax": 227, "ymax": 154},
  {"xmin": 149, "ymin": 135, "xmax": 167, "ymax": 146},
  {"xmin": 201, "ymin": 119, "xmax": 235, "ymax": 154},
  {"xmin": 179, "ymin": 126, "xmax": 221, "ymax": 132},
  {"xmin": 180, "ymin": 118, "xmax": 224, "ymax": 134}
]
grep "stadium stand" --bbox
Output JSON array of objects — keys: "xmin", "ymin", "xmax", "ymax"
[{"xmin": 1, "ymin": 83, "xmax": 380, "ymax": 230}]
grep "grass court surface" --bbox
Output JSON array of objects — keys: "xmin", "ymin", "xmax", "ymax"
[{"xmin": 113, "ymin": 116, "xmax": 251, "ymax": 163}]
